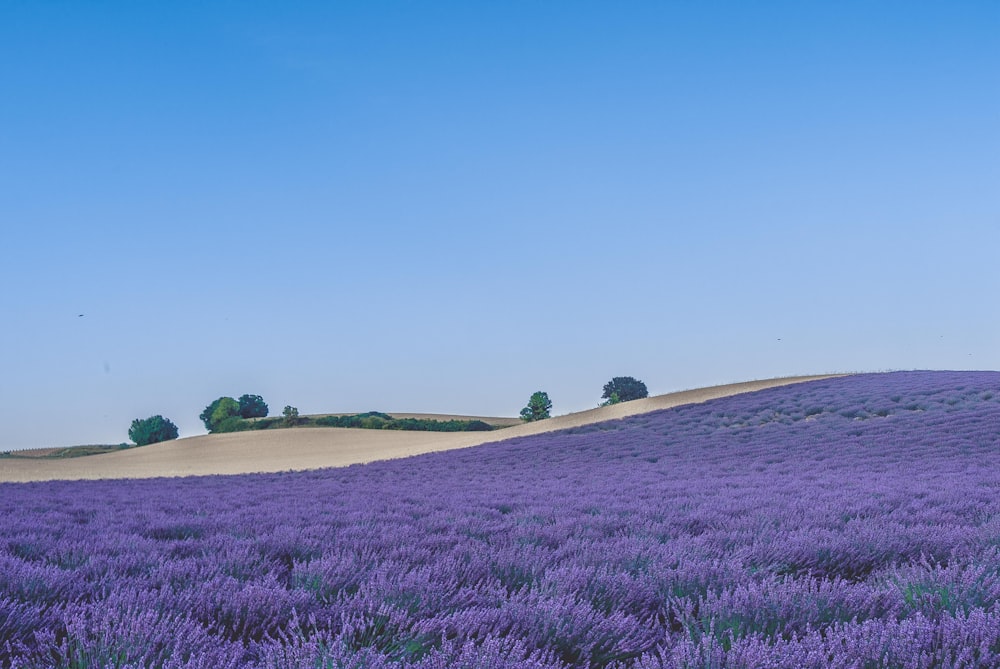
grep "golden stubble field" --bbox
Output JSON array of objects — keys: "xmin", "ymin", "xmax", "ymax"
[{"xmin": 0, "ymin": 375, "xmax": 841, "ymax": 483}]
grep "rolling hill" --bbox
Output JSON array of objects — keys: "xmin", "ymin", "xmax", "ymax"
[
  {"xmin": 0, "ymin": 375, "xmax": 836, "ymax": 482},
  {"xmin": 3, "ymin": 371, "xmax": 1000, "ymax": 667}
]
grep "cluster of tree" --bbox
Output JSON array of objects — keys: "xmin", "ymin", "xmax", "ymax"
[
  {"xmin": 129, "ymin": 375, "xmax": 651, "ymax": 446},
  {"xmin": 520, "ymin": 376, "xmax": 649, "ymax": 422},
  {"xmin": 200, "ymin": 394, "xmax": 270, "ymax": 434},
  {"xmin": 189, "ymin": 403, "xmax": 493, "ymax": 433},
  {"xmin": 313, "ymin": 412, "xmax": 493, "ymax": 432}
]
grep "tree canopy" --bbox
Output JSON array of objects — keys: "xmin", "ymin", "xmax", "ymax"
[
  {"xmin": 128, "ymin": 415, "xmax": 179, "ymax": 446},
  {"xmin": 601, "ymin": 376, "xmax": 649, "ymax": 403},
  {"xmin": 200, "ymin": 397, "xmax": 240, "ymax": 433},
  {"xmin": 238, "ymin": 394, "xmax": 269, "ymax": 419},
  {"xmin": 282, "ymin": 405, "xmax": 300, "ymax": 427},
  {"xmin": 520, "ymin": 391, "xmax": 552, "ymax": 422}
]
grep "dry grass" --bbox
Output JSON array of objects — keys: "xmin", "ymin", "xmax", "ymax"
[
  {"xmin": 0, "ymin": 375, "xmax": 842, "ymax": 483},
  {"xmin": 1, "ymin": 447, "xmax": 66, "ymax": 459}
]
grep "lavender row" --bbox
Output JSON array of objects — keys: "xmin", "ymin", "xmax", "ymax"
[{"xmin": 3, "ymin": 371, "xmax": 1000, "ymax": 667}]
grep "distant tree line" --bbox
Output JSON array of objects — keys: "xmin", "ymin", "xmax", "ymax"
[
  {"xmin": 129, "ymin": 375, "xmax": 650, "ymax": 446},
  {"xmin": 313, "ymin": 412, "xmax": 494, "ymax": 432},
  {"xmin": 196, "ymin": 398, "xmax": 497, "ymax": 434}
]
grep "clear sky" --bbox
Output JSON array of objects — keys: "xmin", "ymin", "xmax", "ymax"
[{"xmin": 1, "ymin": 2, "xmax": 997, "ymax": 449}]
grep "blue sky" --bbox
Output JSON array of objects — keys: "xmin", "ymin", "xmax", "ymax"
[{"xmin": 1, "ymin": 2, "xmax": 997, "ymax": 449}]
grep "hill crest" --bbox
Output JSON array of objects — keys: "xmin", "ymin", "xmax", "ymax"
[{"xmin": 1, "ymin": 374, "xmax": 840, "ymax": 482}]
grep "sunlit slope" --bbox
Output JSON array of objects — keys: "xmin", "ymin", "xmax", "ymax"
[
  {"xmin": 0, "ymin": 375, "xmax": 838, "ymax": 482},
  {"xmin": 5, "ymin": 372, "xmax": 1000, "ymax": 666}
]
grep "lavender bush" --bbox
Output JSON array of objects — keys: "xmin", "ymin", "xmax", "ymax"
[{"xmin": 3, "ymin": 371, "xmax": 1000, "ymax": 667}]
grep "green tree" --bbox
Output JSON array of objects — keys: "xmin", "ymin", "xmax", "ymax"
[
  {"xmin": 238, "ymin": 394, "xmax": 269, "ymax": 419},
  {"xmin": 520, "ymin": 391, "xmax": 552, "ymax": 422},
  {"xmin": 601, "ymin": 376, "xmax": 648, "ymax": 403},
  {"xmin": 200, "ymin": 397, "xmax": 240, "ymax": 433},
  {"xmin": 128, "ymin": 415, "xmax": 179, "ymax": 446},
  {"xmin": 214, "ymin": 416, "xmax": 252, "ymax": 433},
  {"xmin": 282, "ymin": 405, "xmax": 300, "ymax": 427},
  {"xmin": 600, "ymin": 391, "xmax": 621, "ymax": 407}
]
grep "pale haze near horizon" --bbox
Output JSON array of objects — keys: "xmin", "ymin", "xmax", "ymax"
[{"xmin": 1, "ymin": 2, "xmax": 997, "ymax": 450}]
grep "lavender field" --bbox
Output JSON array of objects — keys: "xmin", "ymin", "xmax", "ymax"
[{"xmin": 3, "ymin": 371, "xmax": 1000, "ymax": 668}]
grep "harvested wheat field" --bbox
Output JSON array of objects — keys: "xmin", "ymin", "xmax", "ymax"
[{"xmin": 0, "ymin": 375, "xmax": 839, "ymax": 483}]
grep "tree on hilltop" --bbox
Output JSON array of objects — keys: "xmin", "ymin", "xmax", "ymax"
[
  {"xmin": 238, "ymin": 394, "xmax": 269, "ymax": 419},
  {"xmin": 129, "ymin": 415, "xmax": 179, "ymax": 446},
  {"xmin": 520, "ymin": 391, "xmax": 552, "ymax": 422},
  {"xmin": 601, "ymin": 376, "xmax": 648, "ymax": 404},
  {"xmin": 282, "ymin": 405, "xmax": 300, "ymax": 427},
  {"xmin": 200, "ymin": 397, "xmax": 240, "ymax": 433}
]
